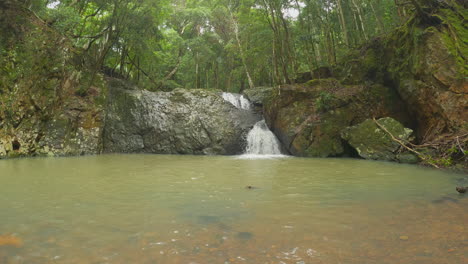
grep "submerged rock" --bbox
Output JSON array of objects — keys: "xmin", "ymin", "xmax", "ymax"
[
  {"xmin": 0, "ymin": 235, "xmax": 23, "ymax": 247},
  {"xmin": 432, "ymin": 196, "xmax": 459, "ymax": 203},
  {"xmin": 103, "ymin": 80, "xmax": 260, "ymax": 155},
  {"xmin": 397, "ymin": 153, "xmax": 419, "ymax": 164},
  {"xmin": 341, "ymin": 117, "xmax": 413, "ymax": 161},
  {"xmin": 237, "ymin": 232, "xmax": 253, "ymax": 240}
]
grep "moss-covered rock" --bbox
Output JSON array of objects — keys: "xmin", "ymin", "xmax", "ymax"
[
  {"xmin": 335, "ymin": 7, "xmax": 467, "ymax": 142},
  {"xmin": 243, "ymin": 87, "xmax": 274, "ymax": 107},
  {"xmin": 0, "ymin": 2, "xmax": 105, "ymax": 159},
  {"xmin": 264, "ymin": 79, "xmax": 412, "ymax": 157},
  {"xmin": 341, "ymin": 117, "xmax": 414, "ymax": 161}
]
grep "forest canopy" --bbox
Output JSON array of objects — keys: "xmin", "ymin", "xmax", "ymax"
[{"xmin": 13, "ymin": 0, "xmax": 458, "ymax": 92}]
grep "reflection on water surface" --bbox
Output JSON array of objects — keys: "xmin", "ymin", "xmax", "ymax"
[{"xmin": 0, "ymin": 154, "xmax": 467, "ymax": 264}]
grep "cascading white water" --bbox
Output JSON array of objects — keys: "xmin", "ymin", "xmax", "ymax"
[
  {"xmin": 245, "ymin": 120, "xmax": 282, "ymax": 155},
  {"xmin": 222, "ymin": 92, "xmax": 251, "ymax": 110},
  {"xmin": 221, "ymin": 92, "xmax": 285, "ymax": 158}
]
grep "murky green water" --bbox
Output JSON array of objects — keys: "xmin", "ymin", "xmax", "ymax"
[{"xmin": 0, "ymin": 154, "xmax": 467, "ymax": 264}]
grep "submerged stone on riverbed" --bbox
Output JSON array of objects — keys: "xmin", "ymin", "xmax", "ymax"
[{"xmin": 237, "ymin": 232, "xmax": 253, "ymax": 240}]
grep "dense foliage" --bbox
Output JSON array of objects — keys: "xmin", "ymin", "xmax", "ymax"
[{"xmin": 4, "ymin": 0, "xmax": 465, "ymax": 93}]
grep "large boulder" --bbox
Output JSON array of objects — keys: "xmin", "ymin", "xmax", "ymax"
[
  {"xmin": 263, "ymin": 79, "xmax": 412, "ymax": 157},
  {"xmin": 243, "ymin": 87, "xmax": 274, "ymax": 107},
  {"xmin": 294, "ymin": 67, "xmax": 333, "ymax": 84},
  {"xmin": 335, "ymin": 15, "xmax": 467, "ymax": 141},
  {"xmin": 341, "ymin": 117, "xmax": 414, "ymax": 161},
  {"xmin": 103, "ymin": 80, "xmax": 259, "ymax": 155}
]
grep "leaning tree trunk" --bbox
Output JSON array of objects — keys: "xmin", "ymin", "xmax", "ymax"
[
  {"xmin": 351, "ymin": 0, "xmax": 368, "ymax": 41},
  {"xmin": 336, "ymin": 0, "xmax": 350, "ymax": 47},
  {"xmin": 230, "ymin": 10, "xmax": 255, "ymax": 90}
]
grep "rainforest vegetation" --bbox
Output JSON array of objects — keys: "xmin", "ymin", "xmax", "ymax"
[
  {"xmin": 4, "ymin": 0, "xmax": 443, "ymax": 92},
  {"xmin": 1, "ymin": 2, "xmax": 468, "ymax": 263},
  {"xmin": 0, "ymin": 0, "xmax": 466, "ymax": 169}
]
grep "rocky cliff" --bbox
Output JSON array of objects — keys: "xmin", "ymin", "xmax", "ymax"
[
  {"xmin": 0, "ymin": 2, "xmax": 105, "ymax": 158},
  {"xmin": 263, "ymin": 80, "xmax": 412, "ymax": 157},
  {"xmin": 103, "ymin": 79, "xmax": 259, "ymax": 155},
  {"xmin": 262, "ymin": 5, "xmax": 467, "ymax": 168}
]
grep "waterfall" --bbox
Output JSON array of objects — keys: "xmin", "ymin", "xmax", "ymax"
[
  {"xmin": 222, "ymin": 92, "xmax": 285, "ymax": 158},
  {"xmin": 245, "ymin": 120, "xmax": 282, "ymax": 155},
  {"xmin": 222, "ymin": 92, "xmax": 251, "ymax": 110}
]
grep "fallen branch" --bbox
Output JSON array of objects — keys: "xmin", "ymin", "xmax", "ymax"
[
  {"xmin": 456, "ymin": 136, "xmax": 465, "ymax": 153},
  {"xmin": 373, "ymin": 118, "xmax": 439, "ymax": 169}
]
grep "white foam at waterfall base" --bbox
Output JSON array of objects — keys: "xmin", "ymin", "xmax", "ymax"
[
  {"xmin": 221, "ymin": 92, "xmax": 286, "ymax": 159},
  {"xmin": 222, "ymin": 92, "xmax": 251, "ymax": 110},
  {"xmin": 238, "ymin": 120, "xmax": 288, "ymax": 160}
]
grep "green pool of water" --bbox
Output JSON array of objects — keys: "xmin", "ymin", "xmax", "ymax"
[{"xmin": 0, "ymin": 154, "xmax": 467, "ymax": 264}]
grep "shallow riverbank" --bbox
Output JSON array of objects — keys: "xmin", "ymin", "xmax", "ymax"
[{"xmin": 0, "ymin": 154, "xmax": 466, "ymax": 264}]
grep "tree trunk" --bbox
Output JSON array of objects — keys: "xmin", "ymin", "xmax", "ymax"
[
  {"xmin": 272, "ymin": 40, "xmax": 281, "ymax": 85},
  {"xmin": 336, "ymin": 0, "xmax": 350, "ymax": 46},
  {"xmin": 214, "ymin": 61, "xmax": 219, "ymax": 90},
  {"xmin": 370, "ymin": 1, "xmax": 385, "ymax": 33},
  {"xmin": 278, "ymin": 10, "xmax": 294, "ymax": 83},
  {"xmin": 195, "ymin": 52, "xmax": 199, "ymax": 89},
  {"xmin": 230, "ymin": 10, "xmax": 255, "ymax": 89},
  {"xmin": 351, "ymin": 0, "xmax": 368, "ymax": 41}
]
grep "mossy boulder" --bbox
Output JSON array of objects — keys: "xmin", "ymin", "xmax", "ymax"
[
  {"xmin": 294, "ymin": 67, "xmax": 333, "ymax": 83},
  {"xmin": 335, "ymin": 9, "xmax": 467, "ymax": 141},
  {"xmin": 263, "ymin": 79, "xmax": 412, "ymax": 157},
  {"xmin": 243, "ymin": 87, "xmax": 274, "ymax": 107},
  {"xmin": 103, "ymin": 79, "xmax": 260, "ymax": 155},
  {"xmin": 341, "ymin": 117, "xmax": 414, "ymax": 161}
]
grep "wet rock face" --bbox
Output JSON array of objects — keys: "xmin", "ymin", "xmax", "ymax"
[
  {"xmin": 341, "ymin": 117, "xmax": 413, "ymax": 161},
  {"xmin": 243, "ymin": 87, "xmax": 274, "ymax": 107},
  {"xmin": 263, "ymin": 79, "xmax": 412, "ymax": 157},
  {"xmin": 336, "ymin": 26, "xmax": 467, "ymax": 141},
  {"xmin": 0, "ymin": 2, "xmax": 105, "ymax": 159},
  {"xmin": 0, "ymin": 89, "xmax": 104, "ymax": 159},
  {"xmin": 103, "ymin": 80, "xmax": 260, "ymax": 155},
  {"xmin": 395, "ymin": 32, "xmax": 468, "ymax": 140}
]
